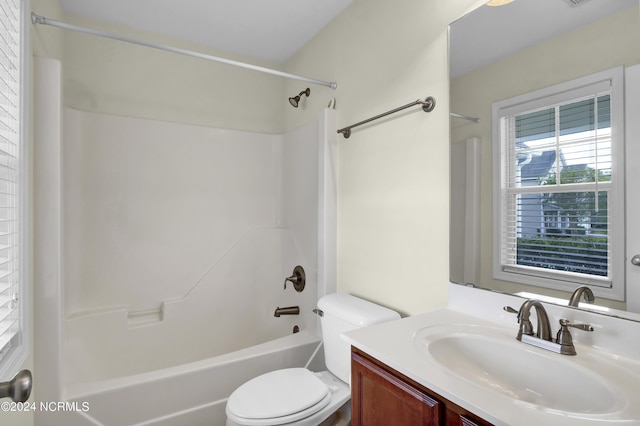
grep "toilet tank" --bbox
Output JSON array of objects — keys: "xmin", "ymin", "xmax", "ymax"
[{"xmin": 317, "ymin": 293, "xmax": 400, "ymax": 384}]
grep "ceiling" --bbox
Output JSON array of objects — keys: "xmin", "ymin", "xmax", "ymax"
[
  {"xmin": 59, "ymin": 0, "xmax": 352, "ymax": 64},
  {"xmin": 450, "ymin": 0, "xmax": 638, "ymax": 78}
]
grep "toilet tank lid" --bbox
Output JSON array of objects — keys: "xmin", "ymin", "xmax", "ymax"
[{"xmin": 318, "ymin": 293, "xmax": 400, "ymax": 326}]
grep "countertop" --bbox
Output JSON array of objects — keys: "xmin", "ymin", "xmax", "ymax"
[{"xmin": 343, "ymin": 284, "xmax": 640, "ymax": 426}]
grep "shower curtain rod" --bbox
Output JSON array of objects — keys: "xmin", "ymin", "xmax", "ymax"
[
  {"xmin": 31, "ymin": 12, "xmax": 338, "ymax": 90},
  {"xmin": 450, "ymin": 112, "xmax": 480, "ymax": 123},
  {"xmin": 337, "ymin": 96, "xmax": 436, "ymax": 138}
]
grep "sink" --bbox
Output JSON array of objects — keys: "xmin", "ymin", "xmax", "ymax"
[{"xmin": 413, "ymin": 324, "xmax": 622, "ymax": 414}]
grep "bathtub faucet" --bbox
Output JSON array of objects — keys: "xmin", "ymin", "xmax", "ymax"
[{"xmin": 274, "ymin": 306, "xmax": 300, "ymax": 317}]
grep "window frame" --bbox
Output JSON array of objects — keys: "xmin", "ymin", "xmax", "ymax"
[
  {"xmin": 0, "ymin": 0, "xmax": 30, "ymax": 380},
  {"xmin": 492, "ymin": 67, "xmax": 625, "ymax": 301}
]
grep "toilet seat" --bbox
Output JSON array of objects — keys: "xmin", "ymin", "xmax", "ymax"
[{"xmin": 226, "ymin": 368, "xmax": 332, "ymax": 426}]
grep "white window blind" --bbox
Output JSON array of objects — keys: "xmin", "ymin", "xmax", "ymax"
[
  {"xmin": 493, "ymin": 68, "xmax": 625, "ymax": 299},
  {"xmin": 0, "ymin": 0, "xmax": 22, "ymax": 368},
  {"xmin": 501, "ymin": 93, "xmax": 611, "ymax": 282}
]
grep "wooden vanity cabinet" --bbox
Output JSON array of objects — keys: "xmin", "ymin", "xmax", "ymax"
[{"xmin": 351, "ymin": 348, "xmax": 493, "ymax": 426}]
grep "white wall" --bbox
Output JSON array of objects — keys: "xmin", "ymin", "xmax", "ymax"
[
  {"xmin": 63, "ymin": 109, "xmax": 281, "ymax": 314},
  {"xmin": 60, "ymin": 107, "xmax": 328, "ymax": 384}
]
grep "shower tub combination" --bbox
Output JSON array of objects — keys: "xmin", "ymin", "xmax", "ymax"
[{"xmin": 34, "ymin": 57, "xmax": 337, "ymax": 425}]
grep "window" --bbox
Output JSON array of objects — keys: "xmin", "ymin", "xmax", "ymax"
[
  {"xmin": 493, "ymin": 68, "xmax": 624, "ymax": 300},
  {"xmin": 0, "ymin": 0, "xmax": 28, "ymax": 378}
]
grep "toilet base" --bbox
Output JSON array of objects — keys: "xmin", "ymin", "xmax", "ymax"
[{"xmin": 317, "ymin": 400, "xmax": 351, "ymax": 426}]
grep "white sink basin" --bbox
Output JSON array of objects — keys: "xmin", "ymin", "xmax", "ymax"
[{"xmin": 413, "ymin": 324, "xmax": 622, "ymax": 414}]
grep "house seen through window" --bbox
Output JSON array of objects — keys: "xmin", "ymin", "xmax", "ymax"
[{"xmin": 494, "ymin": 68, "xmax": 624, "ymax": 299}]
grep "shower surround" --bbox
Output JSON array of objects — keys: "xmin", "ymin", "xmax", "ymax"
[{"xmin": 34, "ymin": 57, "xmax": 337, "ymax": 424}]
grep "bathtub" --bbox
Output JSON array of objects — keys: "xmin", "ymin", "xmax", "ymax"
[
  {"xmin": 34, "ymin": 57, "xmax": 338, "ymax": 426},
  {"xmin": 62, "ymin": 330, "xmax": 322, "ymax": 426}
]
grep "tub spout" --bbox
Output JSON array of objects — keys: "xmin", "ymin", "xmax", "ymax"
[{"xmin": 274, "ymin": 306, "xmax": 300, "ymax": 317}]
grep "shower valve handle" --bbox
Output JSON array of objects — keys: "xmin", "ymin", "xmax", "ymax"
[
  {"xmin": 284, "ymin": 275, "xmax": 298, "ymax": 288},
  {"xmin": 283, "ymin": 266, "xmax": 306, "ymax": 292}
]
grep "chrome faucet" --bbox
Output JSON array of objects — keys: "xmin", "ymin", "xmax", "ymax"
[
  {"xmin": 568, "ymin": 286, "xmax": 595, "ymax": 307},
  {"xmin": 504, "ymin": 299, "xmax": 593, "ymax": 355},
  {"xmin": 515, "ymin": 299, "xmax": 552, "ymax": 341}
]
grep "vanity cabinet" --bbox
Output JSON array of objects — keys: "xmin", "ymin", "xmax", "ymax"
[{"xmin": 351, "ymin": 348, "xmax": 493, "ymax": 426}]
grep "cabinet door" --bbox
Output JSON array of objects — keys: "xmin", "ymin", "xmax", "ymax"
[
  {"xmin": 352, "ymin": 350, "xmax": 442, "ymax": 426},
  {"xmin": 445, "ymin": 403, "xmax": 494, "ymax": 426}
]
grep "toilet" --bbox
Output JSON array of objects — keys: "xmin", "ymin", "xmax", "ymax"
[{"xmin": 225, "ymin": 293, "xmax": 400, "ymax": 426}]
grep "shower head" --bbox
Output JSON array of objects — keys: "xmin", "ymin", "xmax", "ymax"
[{"xmin": 288, "ymin": 88, "xmax": 310, "ymax": 108}]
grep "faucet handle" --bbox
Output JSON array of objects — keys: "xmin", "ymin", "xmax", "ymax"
[
  {"xmin": 556, "ymin": 319, "xmax": 593, "ymax": 356},
  {"xmin": 504, "ymin": 304, "xmax": 534, "ymax": 338},
  {"xmin": 559, "ymin": 318, "xmax": 594, "ymax": 332},
  {"xmin": 503, "ymin": 306, "xmax": 518, "ymax": 314},
  {"xmin": 283, "ymin": 265, "xmax": 306, "ymax": 292}
]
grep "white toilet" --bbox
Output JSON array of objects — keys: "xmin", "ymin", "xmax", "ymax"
[{"xmin": 225, "ymin": 293, "xmax": 400, "ymax": 426}]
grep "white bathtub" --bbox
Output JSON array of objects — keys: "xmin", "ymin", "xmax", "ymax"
[
  {"xmin": 34, "ymin": 58, "xmax": 338, "ymax": 426},
  {"xmin": 62, "ymin": 330, "xmax": 322, "ymax": 426}
]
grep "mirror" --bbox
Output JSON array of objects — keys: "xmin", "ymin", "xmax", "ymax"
[{"xmin": 449, "ymin": 0, "xmax": 640, "ymax": 318}]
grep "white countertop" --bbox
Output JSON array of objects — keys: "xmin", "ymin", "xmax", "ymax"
[{"xmin": 343, "ymin": 284, "xmax": 640, "ymax": 426}]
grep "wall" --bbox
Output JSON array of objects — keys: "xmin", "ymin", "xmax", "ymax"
[
  {"xmin": 17, "ymin": 1, "xmax": 477, "ymax": 425},
  {"xmin": 31, "ymin": 0, "xmax": 64, "ymax": 59},
  {"xmin": 31, "ymin": 0, "xmax": 481, "ymax": 319},
  {"xmin": 26, "ymin": 2, "xmax": 310, "ymax": 425},
  {"xmin": 451, "ymin": 6, "xmax": 640, "ymax": 309},
  {"xmin": 4, "ymin": 2, "xmax": 66, "ymax": 426},
  {"xmin": 60, "ymin": 108, "xmax": 325, "ymax": 385},
  {"xmin": 284, "ymin": 0, "xmax": 479, "ymax": 315},
  {"xmin": 31, "ymin": 2, "xmax": 285, "ymax": 133}
]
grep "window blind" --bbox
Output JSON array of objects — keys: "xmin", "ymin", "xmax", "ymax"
[
  {"xmin": 0, "ymin": 0, "xmax": 21, "ymax": 364},
  {"xmin": 500, "ymin": 91, "xmax": 613, "ymax": 286}
]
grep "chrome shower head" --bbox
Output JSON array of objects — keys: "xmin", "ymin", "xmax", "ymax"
[{"xmin": 288, "ymin": 88, "xmax": 310, "ymax": 108}]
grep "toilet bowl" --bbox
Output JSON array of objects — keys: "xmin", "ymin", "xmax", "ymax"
[
  {"xmin": 225, "ymin": 293, "xmax": 400, "ymax": 426},
  {"xmin": 226, "ymin": 369, "xmax": 349, "ymax": 426}
]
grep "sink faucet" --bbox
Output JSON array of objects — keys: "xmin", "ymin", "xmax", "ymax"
[
  {"xmin": 505, "ymin": 299, "xmax": 593, "ymax": 355},
  {"xmin": 568, "ymin": 286, "xmax": 595, "ymax": 307},
  {"xmin": 516, "ymin": 299, "xmax": 552, "ymax": 341}
]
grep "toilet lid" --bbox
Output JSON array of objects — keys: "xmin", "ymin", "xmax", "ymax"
[{"xmin": 227, "ymin": 368, "xmax": 330, "ymax": 424}]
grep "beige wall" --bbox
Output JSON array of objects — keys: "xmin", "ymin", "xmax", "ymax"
[
  {"xmin": 16, "ymin": 1, "xmax": 495, "ymax": 424},
  {"xmin": 30, "ymin": 0, "xmax": 480, "ymax": 321},
  {"xmin": 31, "ymin": 4, "xmax": 285, "ymax": 133},
  {"xmin": 284, "ymin": 0, "xmax": 479, "ymax": 315},
  {"xmin": 451, "ymin": 6, "xmax": 640, "ymax": 309},
  {"xmin": 16, "ymin": 1, "xmax": 499, "ymax": 424}
]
